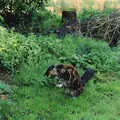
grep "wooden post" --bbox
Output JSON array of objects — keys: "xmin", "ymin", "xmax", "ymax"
[
  {"xmin": 56, "ymin": 10, "xmax": 79, "ymax": 37},
  {"xmin": 62, "ymin": 10, "xmax": 78, "ymax": 29},
  {"xmin": 62, "ymin": 11, "xmax": 77, "ymax": 24}
]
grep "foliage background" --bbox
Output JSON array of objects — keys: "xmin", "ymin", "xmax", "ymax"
[{"xmin": 0, "ymin": 1, "xmax": 120, "ymax": 120}]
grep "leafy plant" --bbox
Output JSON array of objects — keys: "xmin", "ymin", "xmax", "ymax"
[
  {"xmin": 0, "ymin": 81, "xmax": 11, "ymax": 94},
  {"xmin": 75, "ymin": 38, "xmax": 120, "ymax": 72},
  {"xmin": 0, "ymin": 0, "xmax": 60, "ymax": 35},
  {"xmin": 78, "ymin": 8, "xmax": 114, "ymax": 21},
  {"xmin": 0, "ymin": 0, "xmax": 48, "ymax": 14}
]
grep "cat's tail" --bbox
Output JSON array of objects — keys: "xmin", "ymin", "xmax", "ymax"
[{"xmin": 81, "ymin": 68, "xmax": 94, "ymax": 86}]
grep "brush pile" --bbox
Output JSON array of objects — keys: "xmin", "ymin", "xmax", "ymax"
[{"xmin": 80, "ymin": 9, "xmax": 120, "ymax": 47}]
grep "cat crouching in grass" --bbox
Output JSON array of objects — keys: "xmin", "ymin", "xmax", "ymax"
[{"xmin": 45, "ymin": 64, "xmax": 94, "ymax": 97}]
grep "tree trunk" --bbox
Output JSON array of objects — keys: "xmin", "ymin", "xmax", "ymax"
[
  {"xmin": 56, "ymin": 10, "xmax": 79, "ymax": 37},
  {"xmin": 61, "ymin": 10, "xmax": 79, "ymax": 35},
  {"xmin": 62, "ymin": 10, "xmax": 77, "ymax": 25}
]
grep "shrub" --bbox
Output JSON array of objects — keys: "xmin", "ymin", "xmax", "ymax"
[
  {"xmin": 74, "ymin": 38, "xmax": 120, "ymax": 72},
  {"xmin": 0, "ymin": 0, "xmax": 48, "ymax": 16},
  {"xmin": 78, "ymin": 8, "xmax": 114, "ymax": 21},
  {"xmin": 0, "ymin": 0, "xmax": 61, "ymax": 35}
]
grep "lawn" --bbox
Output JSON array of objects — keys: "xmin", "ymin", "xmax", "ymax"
[{"xmin": 9, "ymin": 80, "xmax": 120, "ymax": 120}]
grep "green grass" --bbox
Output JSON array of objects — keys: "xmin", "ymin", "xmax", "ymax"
[{"xmin": 9, "ymin": 80, "xmax": 120, "ymax": 120}]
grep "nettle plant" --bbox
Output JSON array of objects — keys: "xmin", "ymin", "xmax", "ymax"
[{"xmin": 74, "ymin": 38, "xmax": 120, "ymax": 72}]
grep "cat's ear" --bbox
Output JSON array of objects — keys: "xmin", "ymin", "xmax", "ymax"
[{"xmin": 44, "ymin": 65, "xmax": 54, "ymax": 76}]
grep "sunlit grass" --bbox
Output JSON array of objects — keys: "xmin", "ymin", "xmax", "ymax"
[{"xmin": 10, "ymin": 80, "xmax": 120, "ymax": 120}]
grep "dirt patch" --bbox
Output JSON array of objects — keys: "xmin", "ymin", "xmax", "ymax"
[{"xmin": 0, "ymin": 66, "xmax": 11, "ymax": 83}]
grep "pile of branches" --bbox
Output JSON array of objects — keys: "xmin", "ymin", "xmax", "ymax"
[{"xmin": 80, "ymin": 9, "xmax": 120, "ymax": 47}]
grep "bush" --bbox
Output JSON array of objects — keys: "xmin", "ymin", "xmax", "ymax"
[
  {"xmin": 78, "ymin": 8, "xmax": 114, "ymax": 21},
  {"xmin": 0, "ymin": 27, "xmax": 29, "ymax": 69},
  {"xmin": 14, "ymin": 9, "xmax": 61, "ymax": 35},
  {"xmin": 0, "ymin": 0, "xmax": 48, "ymax": 14},
  {"xmin": 74, "ymin": 38, "xmax": 120, "ymax": 72},
  {"xmin": 0, "ymin": 0, "xmax": 61, "ymax": 35}
]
